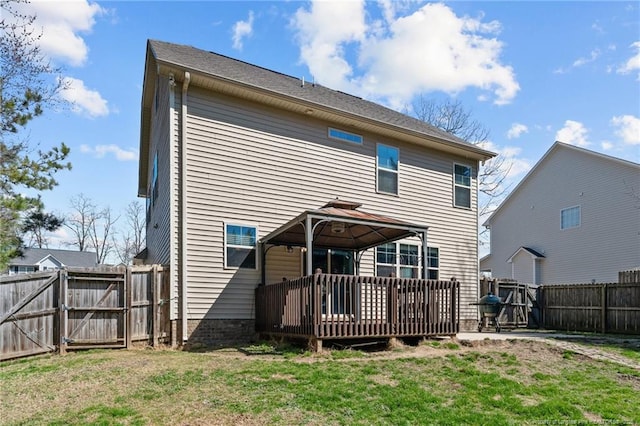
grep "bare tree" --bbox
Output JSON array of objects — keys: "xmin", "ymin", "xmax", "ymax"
[
  {"xmin": 113, "ymin": 201, "xmax": 146, "ymax": 265},
  {"xmin": 65, "ymin": 193, "xmax": 96, "ymax": 252},
  {"xmin": 412, "ymin": 96, "xmax": 512, "ymax": 228},
  {"xmin": 89, "ymin": 206, "xmax": 118, "ymax": 264},
  {"xmin": 65, "ymin": 193, "xmax": 118, "ymax": 263}
]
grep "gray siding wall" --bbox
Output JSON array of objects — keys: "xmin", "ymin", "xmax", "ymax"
[
  {"xmin": 511, "ymin": 251, "xmax": 534, "ymax": 284},
  {"xmin": 483, "ymin": 146, "xmax": 640, "ymax": 283},
  {"xmin": 179, "ymin": 87, "xmax": 480, "ymax": 320}
]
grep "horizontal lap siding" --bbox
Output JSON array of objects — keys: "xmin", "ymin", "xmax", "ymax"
[
  {"xmin": 485, "ymin": 146, "xmax": 639, "ymax": 284},
  {"xmin": 184, "ymin": 88, "xmax": 478, "ymax": 320},
  {"xmin": 145, "ymin": 76, "xmax": 180, "ymax": 320}
]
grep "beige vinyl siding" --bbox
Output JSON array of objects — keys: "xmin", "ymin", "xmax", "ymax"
[
  {"xmin": 145, "ymin": 76, "xmax": 172, "ymax": 266},
  {"xmin": 484, "ymin": 145, "xmax": 639, "ymax": 284},
  {"xmin": 170, "ymin": 83, "xmax": 181, "ymax": 320},
  {"xmin": 182, "ymin": 87, "xmax": 479, "ymax": 320},
  {"xmin": 265, "ymin": 246, "xmax": 302, "ymax": 284},
  {"xmin": 143, "ymin": 76, "xmax": 181, "ymax": 320}
]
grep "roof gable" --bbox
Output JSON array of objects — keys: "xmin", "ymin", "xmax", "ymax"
[
  {"xmin": 507, "ymin": 246, "xmax": 545, "ymax": 263},
  {"xmin": 139, "ymin": 40, "xmax": 496, "ymax": 195},
  {"xmin": 484, "ymin": 141, "xmax": 640, "ymax": 226},
  {"xmin": 10, "ymin": 248, "xmax": 97, "ymax": 268}
]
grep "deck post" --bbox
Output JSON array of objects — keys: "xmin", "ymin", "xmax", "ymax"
[
  {"xmin": 309, "ymin": 337, "xmax": 323, "ymax": 352},
  {"xmin": 421, "ymin": 230, "xmax": 429, "ymax": 280}
]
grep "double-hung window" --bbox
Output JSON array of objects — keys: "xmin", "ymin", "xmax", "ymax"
[
  {"xmin": 225, "ymin": 224, "xmax": 257, "ymax": 269},
  {"xmin": 561, "ymin": 206, "xmax": 580, "ymax": 230},
  {"xmin": 453, "ymin": 163, "xmax": 471, "ymax": 208},
  {"xmin": 377, "ymin": 144, "xmax": 399, "ymax": 195},
  {"xmin": 426, "ymin": 247, "xmax": 439, "ymax": 280},
  {"xmin": 375, "ymin": 242, "xmax": 439, "ymax": 279}
]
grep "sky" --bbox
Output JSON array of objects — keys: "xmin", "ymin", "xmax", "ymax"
[{"xmin": 7, "ymin": 0, "xmax": 640, "ymax": 252}]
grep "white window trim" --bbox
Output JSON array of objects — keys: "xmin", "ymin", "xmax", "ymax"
[
  {"xmin": 425, "ymin": 246, "xmax": 440, "ymax": 280},
  {"xmin": 560, "ymin": 205, "xmax": 581, "ymax": 230},
  {"xmin": 376, "ymin": 143, "xmax": 399, "ymax": 196},
  {"xmin": 374, "ymin": 242, "xmax": 440, "ymax": 280},
  {"xmin": 223, "ymin": 222, "xmax": 259, "ymax": 270},
  {"xmin": 453, "ymin": 162, "xmax": 472, "ymax": 209},
  {"xmin": 328, "ymin": 127, "xmax": 363, "ymax": 144}
]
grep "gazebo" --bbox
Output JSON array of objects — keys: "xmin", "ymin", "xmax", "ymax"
[{"xmin": 256, "ymin": 200, "xmax": 459, "ymax": 350}]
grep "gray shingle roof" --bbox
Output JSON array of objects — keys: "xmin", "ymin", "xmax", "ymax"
[
  {"xmin": 148, "ymin": 40, "xmax": 494, "ymax": 158},
  {"xmin": 10, "ymin": 248, "xmax": 97, "ymax": 268}
]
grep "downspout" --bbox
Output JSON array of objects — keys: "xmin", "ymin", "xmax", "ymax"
[{"xmin": 180, "ymin": 71, "xmax": 191, "ymax": 343}]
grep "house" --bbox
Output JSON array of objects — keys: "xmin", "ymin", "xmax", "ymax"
[
  {"xmin": 137, "ymin": 40, "xmax": 495, "ymax": 347},
  {"xmin": 481, "ymin": 142, "xmax": 640, "ymax": 284},
  {"xmin": 5, "ymin": 248, "xmax": 97, "ymax": 275}
]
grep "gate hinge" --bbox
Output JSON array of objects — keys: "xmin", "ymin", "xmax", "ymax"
[
  {"xmin": 61, "ymin": 304, "xmax": 71, "ymax": 311},
  {"xmin": 62, "ymin": 337, "xmax": 74, "ymax": 344}
]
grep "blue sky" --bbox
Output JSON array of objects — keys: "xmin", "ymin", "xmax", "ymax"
[{"xmin": 10, "ymin": 0, "xmax": 640, "ymax": 249}]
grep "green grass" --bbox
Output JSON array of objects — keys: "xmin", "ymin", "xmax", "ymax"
[{"xmin": 1, "ymin": 340, "xmax": 639, "ymax": 425}]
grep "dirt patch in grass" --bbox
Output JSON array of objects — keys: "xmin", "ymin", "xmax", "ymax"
[{"xmin": 2, "ymin": 338, "xmax": 639, "ymax": 425}]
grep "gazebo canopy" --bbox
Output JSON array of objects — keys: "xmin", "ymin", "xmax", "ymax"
[{"xmin": 261, "ymin": 199, "xmax": 429, "ymax": 252}]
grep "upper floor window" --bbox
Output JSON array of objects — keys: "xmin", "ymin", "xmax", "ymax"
[
  {"xmin": 225, "ymin": 224, "xmax": 258, "ymax": 269},
  {"xmin": 377, "ymin": 144, "xmax": 399, "ymax": 195},
  {"xmin": 328, "ymin": 127, "xmax": 363, "ymax": 144},
  {"xmin": 561, "ymin": 206, "xmax": 580, "ymax": 230},
  {"xmin": 453, "ymin": 164, "xmax": 471, "ymax": 208}
]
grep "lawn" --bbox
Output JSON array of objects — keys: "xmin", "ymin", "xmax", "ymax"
[{"xmin": 1, "ymin": 339, "xmax": 638, "ymax": 425}]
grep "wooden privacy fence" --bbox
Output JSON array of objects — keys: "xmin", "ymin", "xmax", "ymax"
[
  {"xmin": 540, "ymin": 275, "xmax": 640, "ymax": 334},
  {"xmin": 0, "ymin": 265, "xmax": 169, "ymax": 361},
  {"xmin": 256, "ymin": 273, "xmax": 459, "ymax": 341},
  {"xmin": 479, "ymin": 278, "xmax": 541, "ymax": 329}
]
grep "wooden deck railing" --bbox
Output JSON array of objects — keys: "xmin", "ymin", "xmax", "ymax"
[{"xmin": 255, "ymin": 274, "xmax": 459, "ymax": 339}]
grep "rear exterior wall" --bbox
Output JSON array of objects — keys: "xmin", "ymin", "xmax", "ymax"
[{"xmin": 165, "ymin": 86, "xmax": 482, "ymax": 336}]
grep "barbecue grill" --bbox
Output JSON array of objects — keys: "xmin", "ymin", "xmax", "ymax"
[{"xmin": 473, "ymin": 292, "xmax": 502, "ymax": 332}]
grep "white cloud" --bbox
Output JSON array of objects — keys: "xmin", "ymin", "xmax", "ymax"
[
  {"xmin": 476, "ymin": 141, "xmax": 532, "ymax": 179},
  {"xmin": 555, "ymin": 120, "xmax": 590, "ymax": 147},
  {"xmin": 59, "ymin": 77, "xmax": 109, "ymax": 117},
  {"xmin": 506, "ymin": 123, "xmax": 528, "ymax": 139},
  {"xmin": 572, "ymin": 49, "xmax": 601, "ymax": 68},
  {"xmin": 617, "ymin": 41, "xmax": 640, "ymax": 79},
  {"xmin": 601, "ymin": 141, "xmax": 614, "ymax": 151},
  {"xmin": 232, "ymin": 10, "xmax": 255, "ymax": 50},
  {"xmin": 292, "ymin": 0, "xmax": 367, "ymax": 92},
  {"xmin": 611, "ymin": 115, "xmax": 640, "ymax": 145},
  {"xmin": 291, "ymin": 1, "xmax": 519, "ymax": 107},
  {"xmin": 80, "ymin": 144, "xmax": 137, "ymax": 161},
  {"xmin": 15, "ymin": 0, "xmax": 105, "ymax": 67}
]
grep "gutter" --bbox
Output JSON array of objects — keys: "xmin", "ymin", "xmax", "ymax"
[{"xmin": 180, "ymin": 71, "xmax": 191, "ymax": 343}]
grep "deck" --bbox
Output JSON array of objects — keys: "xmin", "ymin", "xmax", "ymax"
[{"xmin": 255, "ymin": 273, "xmax": 459, "ymax": 349}]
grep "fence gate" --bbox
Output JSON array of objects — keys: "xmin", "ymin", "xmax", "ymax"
[
  {"xmin": 60, "ymin": 268, "xmax": 127, "ymax": 352},
  {"xmin": 0, "ymin": 272, "xmax": 59, "ymax": 361}
]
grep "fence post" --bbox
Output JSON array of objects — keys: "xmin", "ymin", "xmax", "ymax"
[
  {"xmin": 59, "ymin": 269, "xmax": 68, "ymax": 355},
  {"xmin": 601, "ymin": 283, "xmax": 607, "ymax": 334},
  {"xmin": 152, "ymin": 265, "xmax": 159, "ymax": 347},
  {"xmin": 125, "ymin": 267, "xmax": 132, "ymax": 348}
]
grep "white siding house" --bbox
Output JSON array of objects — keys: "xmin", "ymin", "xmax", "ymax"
[
  {"xmin": 481, "ymin": 142, "xmax": 640, "ymax": 284},
  {"xmin": 138, "ymin": 40, "xmax": 495, "ymax": 345}
]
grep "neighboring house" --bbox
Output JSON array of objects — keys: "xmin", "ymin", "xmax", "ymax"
[
  {"xmin": 481, "ymin": 142, "xmax": 640, "ymax": 284},
  {"xmin": 137, "ymin": 40, "xmax": 495, "ymax": 345},
  {"xmin": 6, "ymin": 248, "xmax": 97, "ymax": 275}
]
